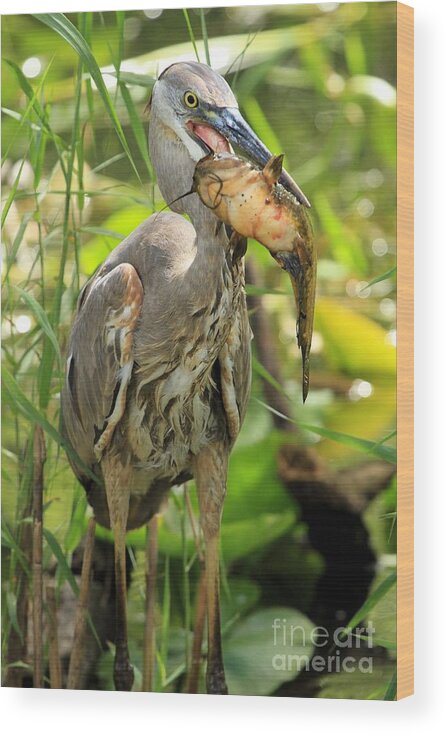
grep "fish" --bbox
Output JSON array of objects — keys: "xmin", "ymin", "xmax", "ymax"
[{"xmin": 193, "ymin": 152, "xmax": 317, "ymax": 402}]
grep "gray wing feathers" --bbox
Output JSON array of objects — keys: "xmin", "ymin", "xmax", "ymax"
[{"xmin": 61, "ymin": 262, "xmax": 143, "ymax": 468}]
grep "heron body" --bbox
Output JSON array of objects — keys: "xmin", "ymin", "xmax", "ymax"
[
  {"xmin": 62, "ymin": 208, "xmax": 250, "ymax": 529},
  {"xmin": 61, "ymin": 61, "xmax": 310, "ymax": 694}
]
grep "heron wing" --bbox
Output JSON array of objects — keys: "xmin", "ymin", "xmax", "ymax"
[
  {"xmin": 61, "ymin": 261, "xmax": 143, "ymax": 471},
  {"xmin": 218, "ymin": 237, "xmax": 252, "ymax": 444}
]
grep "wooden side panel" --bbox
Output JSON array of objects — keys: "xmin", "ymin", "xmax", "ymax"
[{"xmin": 396, "ymin": 0, "xmax": 414, "ymax": 701}]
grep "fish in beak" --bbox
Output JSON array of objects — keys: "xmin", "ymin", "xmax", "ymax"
[
  {"xmin": 187, "ymin": 105, "xmax": 311, "ymax": 208},
  {"xmin": 193, "ymin": 152, "xmax": 316, "ymax": 402}
]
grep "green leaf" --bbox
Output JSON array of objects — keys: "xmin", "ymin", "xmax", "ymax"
[
  {"xmin": 34, "ymin": 13, "xmax": 141, "ymax": 183},
  {"xmin": 43, "ymin": 528, "xmax": 79, "ymax": 597},
  {"xmin": 224, "ymin": 607, "xmax": 315, "ymax": 696},
  {"xmin": 15, "ymin": 286, "xmax": 62, "ymax": 368},
  {"xmin": 313, "ymin": 193, "xmax": 368, "ymax": 274},
  {"xmin": 2, "ymin": 367, "xmax": 100, "ymax": 485},
  {"xmin": 118, "ymin": 81, "xmax": 153, "ymax": 179},
  {"xmin": 252, "ymin": 357, "xmax": 291, "ymax": 402},
  {"xmin": 1, "ymin": 522, "xmax": 31, "ymax": 577},
  {"xmin": 2, "ymin": 59, "xmax": 57, "ymax": 145},
  {"xmin": 44, "ymin": 527, "xmax": 102, "ymax": 650},
  {"xmin": 222, "ymin": 511, "xmax": 296, "ymax": 563},
  {"xmin": 199, "ymin": 9, "xmax": 211, "ymax": 66},
  {"xmin": 1, "ymin": 153, "xmax": 30, "ymax": 228},
  {"xmin": 256, "ymin": 400, "xmax": 397, "ymax": 463},
  {"xmin": 363, "ymin": 266, "xmax": 397, "ymax": 290},
  {"xmin": 299, "ymin": 422, "xmax": 397, "ymax": 464},
  {"xmin": 316, "ymin": 297, "xmax": 396, "ymax": 377},
  {"xmin": 384, "ymin": 669, "xmax": 397, "ymax": 700},
  {"xmin": 4, "ymin": 212, "xmax": 33, "ymax": 277},
  {"xmin": 351, "ymin": 633, "xmax": 396, "ymax": 650},
  {"xmin": 80, "ymin": 204, "xmax": 152, "ymax": 274},
  {"xmin": 221, "ymin": 578, "xmax": 262, "ymax": 630},
  {"xmin": 6, "ymin": 590, "xmax": 24, "ymax": 643},
  {"xmin": 342, "ymin": 570, "xmax": 397, "ymax": 635},
  {"xmin": 225, "ymin": 433, "xmax": 295, "ymax": 521},
  {"xmin": 182, "ymin": 9, "xmax": 201, "ymax": 63}
]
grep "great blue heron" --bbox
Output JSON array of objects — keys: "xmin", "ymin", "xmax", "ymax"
[{"xmin": 61, "ymin": 61, "xmax": 310, "ymax": 694}]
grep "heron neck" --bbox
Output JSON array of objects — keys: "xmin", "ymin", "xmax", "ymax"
[{"xmin": 149, "ymin": 116, "xmax": 229, "ymax": 258}]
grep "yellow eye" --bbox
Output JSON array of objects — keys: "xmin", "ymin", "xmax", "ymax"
[{"xmin": 184, "ymin": 91, "xmax": 199, "ymax": 109}]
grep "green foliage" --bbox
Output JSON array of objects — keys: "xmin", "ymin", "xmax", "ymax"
[
  {"xmin": 224, "ymin": 607, "xmax": 315, "ymax": 696},
  {"xmin": 1, "ymin": 3, "xmax": 397, "ymax": 696}
]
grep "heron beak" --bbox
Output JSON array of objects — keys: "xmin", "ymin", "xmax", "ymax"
[{"xmin": 206, "ymin": 106, "xmax": 311, "ymax": 208}]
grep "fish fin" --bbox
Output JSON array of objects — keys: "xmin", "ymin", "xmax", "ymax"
[{"xmin": 263, "ymin": 154, "xmax": 284, "ymax": 186}]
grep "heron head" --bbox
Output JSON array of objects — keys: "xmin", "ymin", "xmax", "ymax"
[{"xmin": 148, "ymin": 61, "xmax": 310, "ymax": 208}]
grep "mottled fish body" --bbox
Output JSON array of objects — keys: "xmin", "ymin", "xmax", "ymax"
[{"xmin": 193, "ymin": 153, "xmax": 317, "ymax": 401}]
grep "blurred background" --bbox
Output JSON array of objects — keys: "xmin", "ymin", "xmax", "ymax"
[{"xmin": 2, "ymin": 2, "xmax": 397, "ymax": 698}]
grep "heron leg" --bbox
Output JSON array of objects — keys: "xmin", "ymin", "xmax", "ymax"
[
  {"xmin": 102, "ymin": 453, "xmax": 134, "ymax": 692},
  {"xmin": 194, "ymin": 444, "xmax": 228, "ymax": 695}
]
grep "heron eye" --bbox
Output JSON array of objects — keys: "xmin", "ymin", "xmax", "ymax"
[{"xmin": 184, "ymin": 91, "xmax": 199, "ymax": 109}]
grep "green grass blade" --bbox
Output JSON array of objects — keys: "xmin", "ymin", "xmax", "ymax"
[
  {"xmin": 351, "ymin": 633, "xmax": 396, "ymax": 650},
  {"xmin": 252, "ymin": 357, "xmax": 292, "ymax": 401},
  {"xmin": 34, "ymin": 13, "xmax": 141, "ymax": 183},
  {"xmin": 6, "ymin": 590, "xmax": 24, "ymax": 643},
  {"xmin": 79, "ymin": 226, "xmax": 124, "ymax": 239},
  {"xmin": 256, "ymin": 399, "xmax": 397, "ymax": 463},
  {"xmin": 1, "ymin": 521, "xmax": 31, "ymax": 578},
  {"xmin": 200, "ymin": 10, "xmax": 211, "ymax": 66},
  {"xmin": 2, "ymin": 58, "xmax": 65, "ymax": 165},
  {"xmin": 182, "ymin": 9, "xmax": 201, "ymax": 63},
  {"xmin": 2, "ymin": 368, "xmax": 100, "ymax": 485},
  {"xmin": 44, "ymin": 527, "xmax": 102, "ymax": 650},
  {"xmin": 119, "ymin": 81, "xmax": 153, "ymax": 180},
  {"xmin": 1, "ymin": 153, "xmax": 30, "ymax": 228},
  {"xmin": 383, "ymin": 670, "xmax": 397, "ymax": 701},
  {"xmin": 4, "ymin": 212, "xmax": 33, "ymax": 277},
  {"xmin": 3, "ymin": 59, "xmax": 54, "ymax": 138},
  {"xmin": 362, "ymin": 266, "xmax": 397, "ymax": 291},
  {"xmin": 15, "ymin": 287, "xmax": 62, "ymax": 368},
  {"xmin": 43, "ymin": 528, "xmax": 79, "ymax": 596},
  {"xmin": 2, "ymin": 369, "xmax": 61, "ymax": 443},
  {"xmin": 342, "ymin": 570, "xmax": 397, "ymax": 635},
  {"xmin": 299, "ymin": 422, "xmax": 397, "ymax": 464}
]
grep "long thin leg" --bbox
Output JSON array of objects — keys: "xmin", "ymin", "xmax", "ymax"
[
  {"xmin": 142, "ymin": 514, "xmax": 158, "ymax": 692},
  {"xmin": 102, "ymin": 453, "xmax": 134, "ymax": 692},
  {"xmin": 194, "ymin": 443, "xmax": 228, "ymax": 695}
]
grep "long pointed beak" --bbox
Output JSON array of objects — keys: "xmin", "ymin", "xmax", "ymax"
[{"xmin": 209, "ymin": 106, "xmax": 311, "ymax": 208}]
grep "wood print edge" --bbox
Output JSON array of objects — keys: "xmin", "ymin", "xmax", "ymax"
[{"xmin": 396, "ymin": 0, "xmax": 414, "ymax": 701}]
